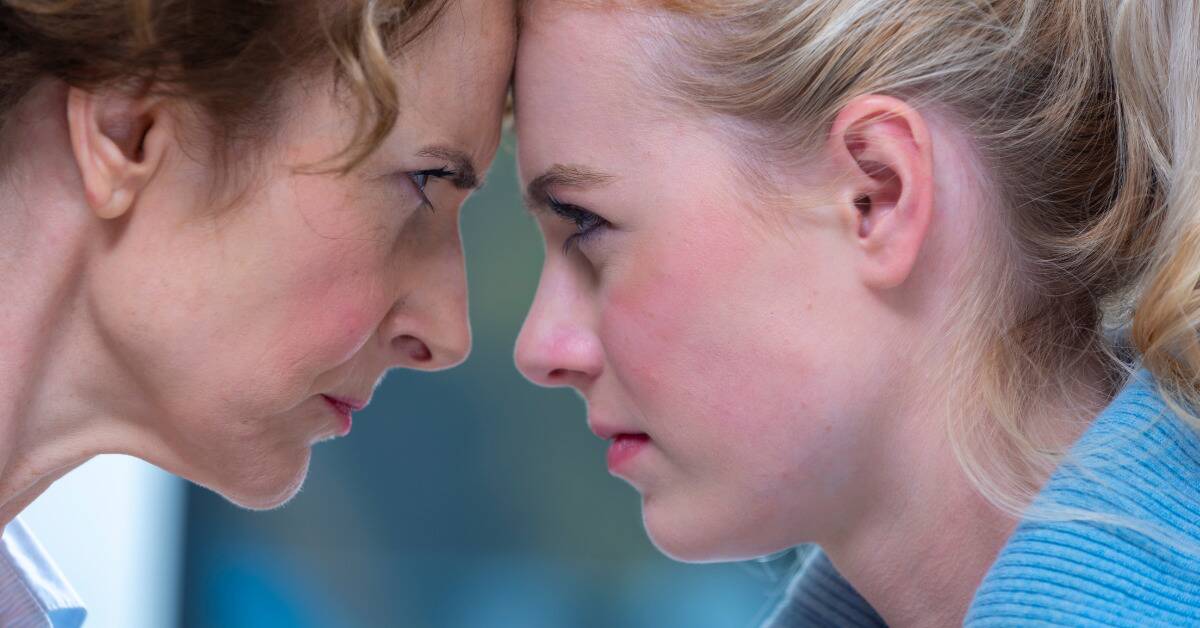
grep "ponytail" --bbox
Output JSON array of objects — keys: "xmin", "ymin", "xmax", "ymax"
[{"xmin": 1113, "ymin": 0, "xmax": 1200, "ymax": 427}]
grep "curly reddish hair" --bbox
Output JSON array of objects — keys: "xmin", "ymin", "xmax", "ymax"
[{"xmin": 0, "ymin": 0, "xmax": 449, "ymax": 171}]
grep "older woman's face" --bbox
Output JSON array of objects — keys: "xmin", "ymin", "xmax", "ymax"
[{"xmin": 89, "ymin": 0, "xmax": 514, "ymax": 508}]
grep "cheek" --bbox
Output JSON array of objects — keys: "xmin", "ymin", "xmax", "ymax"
[
  {"xmin": 599, "ymin": 223, "xmax": 848, "ymax": 481},
  {"xmin": 271, "ymin": 245, "xmax": 394, "ymax": 372},
  {"xmin": 279, "ymin": 287, "xmax": 378, "ymax": 367},
  {"xmin": 271, "ymin": 180, "xmax": 407, "ymax": 368},
  {"xmin": 601, "ymin": 225, "xmax": 794, "ymax": 436}
]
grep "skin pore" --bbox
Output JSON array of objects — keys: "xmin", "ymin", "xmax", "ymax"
[
  {"xmin": 0, "ymin": 0, "xmax": 513, "ymax": 521},
  {"xmin": 513, "ymin": 5, "xmax": 1106, "ymax": 626}
]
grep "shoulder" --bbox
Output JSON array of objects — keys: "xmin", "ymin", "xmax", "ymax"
[
  {"xmin": 0, "ymin": 518, "xmax": 87, "ymax": 628},
  {"xmin": 763, "ymin": 548, "xmax": 885, "ymax": 628},
  {"xmin": 966, "ymin": 370, "xmax": 1200, "ymax": 627}
]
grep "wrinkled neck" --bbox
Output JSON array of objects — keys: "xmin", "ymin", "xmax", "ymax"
[
  {"xmin": 0, "ymin": 196, "xmax": 95, "ymax": 524},
  {"xmin": 0, "ymin": 82, "xmax": 122, "ymax": 525}
]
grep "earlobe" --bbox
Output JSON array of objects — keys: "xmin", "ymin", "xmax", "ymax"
[
  {"xmin": 828, "ymin": 95, "xmax": 934, "ymax": 290},
  {"xmin": 66, "ymin": 87, "xmax": 168, "ymax": 220}
]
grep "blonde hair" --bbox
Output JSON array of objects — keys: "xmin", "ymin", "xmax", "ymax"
[
  {"xmin": 573, "ymin": 0, "xmax": 1192, "ymax": 516},
  {"xmin": 1113, "ymin": 0, "xmax": 1200, "ymax": 430}
]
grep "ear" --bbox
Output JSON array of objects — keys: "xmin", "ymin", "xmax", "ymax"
[
  {"xmin": 827, "ymin": 94, "xmax": 934, "ymax": 290},
  {"xmin": 67, "ymin": 86, "xmax": 172, "ymax": 220}
]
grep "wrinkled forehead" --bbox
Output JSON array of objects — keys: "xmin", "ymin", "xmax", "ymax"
[{"xmin": 399, "ymin": 0, "xmax": 517, "ymax": 160}]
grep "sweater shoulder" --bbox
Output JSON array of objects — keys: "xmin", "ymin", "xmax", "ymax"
[
  {"xmin": 763, "ymin": 548, "xmax": 886, "ymax": 628},
  {"xmin": 966, "ymin": 371, "xmax": 1200, "ymax": 627}
]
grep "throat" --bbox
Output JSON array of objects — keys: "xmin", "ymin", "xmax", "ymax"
[{"xmin": 0, "ymin": 197, "xmax": 95, "ymax": 526}]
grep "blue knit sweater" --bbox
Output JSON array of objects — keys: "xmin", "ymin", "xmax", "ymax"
[{"xmin": 765, "ymin": 370, "xmax": 1200, "ymax": 627}]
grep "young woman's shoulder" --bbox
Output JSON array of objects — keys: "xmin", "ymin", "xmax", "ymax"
[
  {"xmin": 763, "ymin": 548, "xmax": 884, "ymax": 628},
  {"xmin": 966, "ymin": 370, "xmax": 1200, "ymax": 627}
]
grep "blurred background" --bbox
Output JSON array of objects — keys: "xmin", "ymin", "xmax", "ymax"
[{"xmin": 24, "ymin": 134, "xmax": 797, "ymax": 628}]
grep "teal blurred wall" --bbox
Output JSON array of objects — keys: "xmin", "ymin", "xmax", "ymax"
[{"xmin": 181, "ymin": 135, "xmax": 796, "ymax": 628}]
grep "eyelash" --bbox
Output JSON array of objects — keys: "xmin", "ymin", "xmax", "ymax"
[
  {"xmin": 408, "ymin": 168, "xmax": 455, "ymax": 212},
  {"xmin": 548, "ymin": 194, "xmax": 610, "ymax": 254}
]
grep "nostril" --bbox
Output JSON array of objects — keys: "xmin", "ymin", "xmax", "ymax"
[
  {"xmin": 395, "ymin": 335, "xmax": 432, "ymax": 363},
  {"xmin": 548, "ymin": 368, "xmax": 569, "ymax": 381}
]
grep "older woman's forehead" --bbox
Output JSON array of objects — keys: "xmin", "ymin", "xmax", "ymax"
[{"xmin": 393, "ymin": 0, "xmax": 514, "ymax": 162}]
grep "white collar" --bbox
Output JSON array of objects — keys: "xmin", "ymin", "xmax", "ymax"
[{"xmin": 0, "ymin": 518, "xmax": 86, "ymax": 628}]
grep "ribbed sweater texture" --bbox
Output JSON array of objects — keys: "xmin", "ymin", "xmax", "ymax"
[{"xmin": 765, "ymin": 370, "xmax": 1200, "ymax": 627}]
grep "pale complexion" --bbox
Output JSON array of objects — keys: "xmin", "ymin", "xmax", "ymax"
[
  {"xmin": 513, "ymin": 5, "xmax": 1102, "ymax": 626},
  {"xmin": 0, "ymin": 0, "xmax": 514, "ymax": 520}
]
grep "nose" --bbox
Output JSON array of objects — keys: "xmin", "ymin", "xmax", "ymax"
[
  {"xmin": 383, "ymin": 244, "xmax": 471, "ymax": 372},
  {"xmin": 514, "ymin": 265, "xmax": 603, "ymax": 389}
]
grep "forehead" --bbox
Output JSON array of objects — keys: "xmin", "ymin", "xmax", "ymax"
[
  {"xmin": 514, "ymin": 6, "xmax": 676, "ymax": 165},
  {"xmin": 395, "ymin": 0, "xmax": 517, "ymax": 162}
]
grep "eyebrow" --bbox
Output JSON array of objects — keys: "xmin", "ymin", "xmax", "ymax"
[
  {"xmin": 524, "ymin": 164, "xmax": 617, "ymax": 211},
  {"xmin": 418, "ymin": 146, "xmax": 481, "ymax": 190}
]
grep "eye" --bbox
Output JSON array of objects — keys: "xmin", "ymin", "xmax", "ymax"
[
  {"xmin": 407, "ymin": 168, "xmax": 454, "ymax": 212},
  {"xmin": 548, "ymin": 194, "xmax": 610, "ymax": 254}
]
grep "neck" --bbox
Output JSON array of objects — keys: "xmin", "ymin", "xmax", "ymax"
[
  {"xmin": 823, "ymin": 428, "xmax": 1014, "ymax": 627},
  {"xmin": 0, "ymin": 204, "xmax": 91, "ymax": 524},
  {"xmin": 0, "ymin": 81, "xmax": 136, "ymax": 525},
  {"xmin": 819, "ymin": 359, "xmax": 1108, "ymax": 627}
]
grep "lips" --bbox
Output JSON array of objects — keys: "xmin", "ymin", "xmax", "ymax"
[
  {"xmin": 321, "ymin": 394, "xmax": 366, "ymax": 437},
  {"xmin": 590, "ymin": 418, "xmax": 651, "ymax": 470},
  {"xmin": 589, "ymin": 420, "xmax": 639, "ymax": 441},
  {"xmin": 606, "ymin": 433, "xmax": 650, "ymax": 471},
  {"xmin": 322, "ymin": 395, "xmax": 365, "ymax": 413}
]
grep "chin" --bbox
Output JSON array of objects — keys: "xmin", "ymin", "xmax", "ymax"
[
  {"xmin": 206, "ymin": 447, "xmax": 313, "ymax": 511},
  {"xmin": 643, "ymin": 495, "xmax": 783, "ymax": 564},
  {"xmin": 642, "ymin": 497, "xmax": 727, "ymax": 563},
  {"xmin": 645, "ymin": 522, "xmax": 728, "ymax": 564}
]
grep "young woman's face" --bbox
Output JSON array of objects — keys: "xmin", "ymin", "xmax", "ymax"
[
  {"xmin": 515, "ymin": 6, "xmax": 905, "ymax": 561},
  {"xmin": 88, "ymin": 0, "xmax": 515, "ymax": 508}
]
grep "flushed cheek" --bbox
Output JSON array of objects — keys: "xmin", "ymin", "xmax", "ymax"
[
  {"xmin": 601, "ymin": 249, "xmax": 708, "ymax": 414},
  {"xmin": 602, "ymin": 219, "xmax": 755, "ymax": 369},
  {"xmin": 600, "ymin": 235, "xmax": 772, "ymax": 461},
  {"xmin": 270, "ymin": 252, "xmax": 395, "ymax": 385},
  {"xmin": 286, "ymin": 290, "xmax": 379, "ymax": 366},
  {"xmin": 599, "ymin": 229, "xmax": 828, "ymax": 496},
  {"xmin": 604, "ymin": 262, "xmax": 836, "ymax": 554}
]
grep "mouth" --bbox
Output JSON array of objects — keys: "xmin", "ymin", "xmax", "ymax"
[
  {"xmin": 589, "ymin": 419, "xmax": 652, "ymax": 473},
  {"xmin": 320, "ymin": 394, "xmax": 365, "ymax": 437},
  {"xmin": 606, "ymin": 433, "xmax": 651, "ymax": 472}
]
